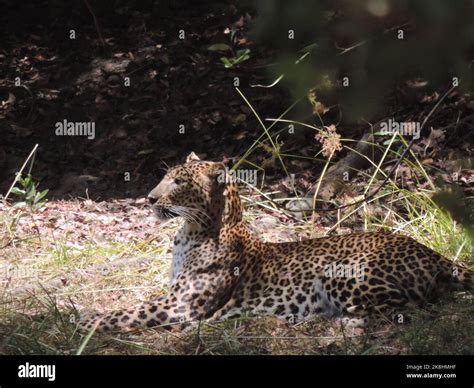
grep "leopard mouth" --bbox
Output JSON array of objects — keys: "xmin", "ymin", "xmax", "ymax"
[{"xmin": 153, "ymin": 206, "xmax": 180, "ymax": 220}]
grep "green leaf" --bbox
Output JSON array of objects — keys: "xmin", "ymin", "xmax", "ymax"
[
  {"xmin": 220, "ymin": 57, "xmax": 234, "ymax": 68},
  {"xmin": 207, "ymin": 43, "xmax": 232, "ymax": 52},
  {"xmin": 236, "ymin": 49, "xmax": 250, "ymax": 56},
  {"xmin": 26, "ymin": 186, "xmax": 36, "ymax": 201},
  {"xmin": 239, "ymin": 54, "xmax": 250, "ymax": 63},
  {"xmin": 233, "ymin": 49, "xmax": 251, "ymax": 65},
  {"xmin": 24, "ymin": 175, "xmax": 32, "ymax": 187},
  {"xmin": 36, "ymin": 189, "xmax": 49, "ymax": 202},
  {"xmin": 10, "ymin": 187, "xmax": 25, "ymax": 195}
]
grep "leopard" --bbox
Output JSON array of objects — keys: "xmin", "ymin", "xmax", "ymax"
[{"xmin": 79, "ymin": 152, "xmax": 472, "ymax": 332}]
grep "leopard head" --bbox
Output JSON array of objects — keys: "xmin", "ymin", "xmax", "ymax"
[{"xmin": 148, "ymin": 152, "xmax": 233, "ymax": 225}]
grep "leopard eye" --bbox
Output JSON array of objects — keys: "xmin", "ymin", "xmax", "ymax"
[{"xmin": 174, "ymin": 177, "xmax": 185, "ymax": 185}]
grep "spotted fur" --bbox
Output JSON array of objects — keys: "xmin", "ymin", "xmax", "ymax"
[{"xmin": 79, "ymin": 152, "xmax": 472, "ymax": 332}]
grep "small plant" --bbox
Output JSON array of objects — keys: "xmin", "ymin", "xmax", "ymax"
[
  {"xmin": 10, "ymin": 173, "xmax": 48, "ymax": 209},
  {"xmin": 207, "ymin": 27, "xmax": 251, "ymax": 69},
  {"xmin": 219, "ymin": 49, "xmax": 251, "ymax": 69}
]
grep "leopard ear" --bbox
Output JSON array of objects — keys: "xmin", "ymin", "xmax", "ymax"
[{"xmin": 186, "ymin": 152, "xmax": 200, "ymax": 163}]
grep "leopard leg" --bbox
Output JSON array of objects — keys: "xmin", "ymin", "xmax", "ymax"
[{"xmin": 78, "ymin": 259, "xmax": 242, "ymax": 333}]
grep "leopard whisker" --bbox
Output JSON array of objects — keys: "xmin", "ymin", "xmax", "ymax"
[{"xmin": 170, "ymin": 206, "xmax": 204, "ymax": 225}]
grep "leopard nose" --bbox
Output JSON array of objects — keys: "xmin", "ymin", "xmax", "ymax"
[{"xmin": 148, "ymin": 195, "xmax": 157, "ymax": 204}]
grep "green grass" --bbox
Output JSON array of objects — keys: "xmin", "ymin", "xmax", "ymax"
[{"xmin": 398, "ymin": 296, "xmax": 474, "ymax": 355}]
